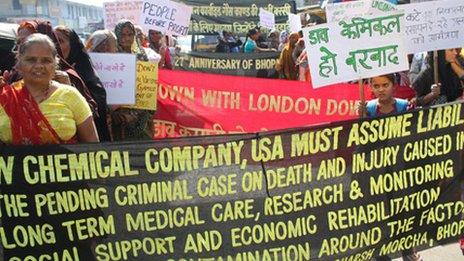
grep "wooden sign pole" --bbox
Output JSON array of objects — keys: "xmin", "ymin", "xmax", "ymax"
[
  {"xmin": 359, "ymin": 78, "xmax": 366, "ymax": 119},
  {"xmin": 433, "ymin": 50, "xmax": 439, "ymax": 85}
]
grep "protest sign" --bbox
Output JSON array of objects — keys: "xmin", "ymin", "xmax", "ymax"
[
  {"xmin": 140, "ymin": 0, "xmax": 193, "ymax": 36},
  {"xmin": 288, "ymin": 13, "xmax": 302, "ymax": 33},
  {"xmin": 103, "ymin": 0, "xmax": 143, "ymax": 29},
  {"xmin": 128, "ymin": 62, "xmax": 158, "ymax": 110},
  {"xmin": 326, "ymin": 0, "xmax": 371, "ymax": 23},
  {"xmin": 303, "ymin": 12, "xmax": 409, "ymax": 88},
  {"xmin": 1, "ymin": 102, "xmax": 463, "ymax": 260},
  {"xmin": 326, "ymin": 0, "xmax": 397, "ymax": 23},
  {"xmin": 320, "ymin": 0, "xmax": 329, "ymax": 9},
  {"xmin": 187, "ymin": 0, "xmax": 295, "ymax": 35},
  {"xmin": 174, "ymin": 51, "xmax": 280, "ymax": 78},
  {"xmin": 400, "ymin": 0, "xmax": 464, "ymax": 54},
  {"xmin": 155, "ymin": 70, "xmax": 415, "ymax": 139},
  {"xmin": 259, "ymin": 8, "xmax": 275, "ymax": 30},
  {"xmin": 154, "ymin": 69, "xmax": 363, "ymax": 138},
  {"xmin": 370, "ymin": 0, "xmax": 397, "ymax": 13},
  {"xmin": 89, "ymin": 53, "xmax": 137, "ymax": 105}
]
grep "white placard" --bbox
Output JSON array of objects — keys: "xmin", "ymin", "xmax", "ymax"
[
  {"xmin": 89, "ymin": 53, "xmax": 137, "ymax": 105},
  {"xmin": 103, "ymin": 0, "xmax": 143, "ymax": 30},
  {"xmin": 400, "ymin": 0, "xmax": 464, "ymax": 54},
  {"xmin": 303, "ymin": 12, "xmax": 409, "ymax": 88},
  {"xmin": 288, "ymin": 13, "xmax": 302, "ymax": 33},
  {"xmin": 140, "ymin": 0, "xmax": 193, "ymax": 36},
  {"xmin": 326, "ymin": 0, "xmax": 397, "ymax": 23},
  {"xmin": 259, "ymin": 8, "xmax": 275, "ymax": 30},
  {"xmin": 320, "ymin": 0, "xmax": 329, "ymax": 9}
]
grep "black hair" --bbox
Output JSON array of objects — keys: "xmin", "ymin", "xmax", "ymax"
[
  {"xmin": 242, "ymin": 29, "xmax": 258, "ymax": 51},
  {"xmin": 369, "ymin": 74, "xmax": 396, "ymax": 85},
  {"xmin": 428, "ymin": 50, "xmax": 463, "ymax": 101}
]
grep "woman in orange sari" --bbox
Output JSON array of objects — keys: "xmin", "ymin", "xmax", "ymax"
[
  {"xmin": 0, "ymin": 33, "xmax": 99, "ymax": 145},
  {"xmin": 275, "ymin": 32, "xmax": 299, "ymax": 80}
]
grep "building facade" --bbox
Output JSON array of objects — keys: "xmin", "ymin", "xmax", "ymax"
[{"xmin": 0, "ymin": 0, "xmax": 103, "ymax": 35}]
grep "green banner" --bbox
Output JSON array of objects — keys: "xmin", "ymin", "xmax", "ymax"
[{"xmin": 185, "ymin": 0, "xmax": 297, "ymax": 35}]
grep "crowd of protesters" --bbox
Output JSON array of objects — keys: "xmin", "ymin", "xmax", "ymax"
[
  {"xmin": 212, "ymin": 23, "xmax": 464, "ymax": 118},
  {"xmin": 0, "ymin": 7, "xmax": 464, "ymax": 260},
  {"xmin": 0, "ymin": 18, "xmax": 178, "ymax": 145},
  {"xmin": 1, "ymin": 17, "xmax": 463, "ymax": 142}
]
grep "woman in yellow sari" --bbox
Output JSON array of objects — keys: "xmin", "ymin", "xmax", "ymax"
[{"xmin": 0, "ymin": 33, "xmax": 99, "ymax": 145}]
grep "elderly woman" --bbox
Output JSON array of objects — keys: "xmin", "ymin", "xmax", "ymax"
[
  {"xmin": 112, "ymin": 19, "xmax": 154, "ymax": 140},
  {"xmin": 10, "ymin": 20, "xmax": 100, "ymax": 116},
  {"xmin": 0, "ymin": 33, "xmax": 99, "ymax": 145},
  {"xmin": 85, "ymin": 29, "xmax": 118, "ymax": 53},
  {"xmin": 54, "ymin": 25, "xmax": 111, "ymax": 142},
  {"xmin": 135, "ymin": 26, "xmax": 161, "ymax": 63},
  {"xmin": 115, "ymin": 20, "xmax": 148, "ymax": 60}
]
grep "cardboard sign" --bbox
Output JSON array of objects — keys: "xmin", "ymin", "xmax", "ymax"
[
  {"xmin": 130, "ymin": 62, "xmax": 158, "ymax": 110},
  {"xmin": 288, "ymin": 13, "xmax": 302, "ymax": 33},
  {"xmin": 259, "ymin": 8, "xmax": 276, "ymax": 30},
  {"xmin": 140, "ymin": 0, "xmax": 193, "ymax": 36},
  {"xmin": 304, "ymin": 12, "xmax": 409, "ymax": 88},
  {"xmin": 400, "ymin": 0, "xmax": 464, "ymax": 53},
  {"xmin": 89, "ymin": 53, "xmax": 137, "ymax": 105},
  {"xmin": 103, "ymin": 0, "xmax": 143, "ymax": 30},
  {"xmin": 326, "ymin": 0, "xmax": 397, "ymax": 23}
]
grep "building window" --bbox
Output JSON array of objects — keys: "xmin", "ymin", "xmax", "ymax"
[{"xmin": 12, "ymin": 0, "xmax": 21, "ymax": 10}]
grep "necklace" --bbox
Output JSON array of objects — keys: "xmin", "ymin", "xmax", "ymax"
[{"xmin": 29, "ymin": 83, "xmax": 53, "ymax": 103}]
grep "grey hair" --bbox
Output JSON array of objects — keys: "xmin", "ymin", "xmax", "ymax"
[
  {"xmin": 18, "ymin": 33, "xmax": 58, "ymax": 57},
  {"xmin": 86, "ymin": 29, "xmax": 116, "ymax": 52}
]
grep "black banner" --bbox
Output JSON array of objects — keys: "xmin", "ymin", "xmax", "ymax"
[
  {"xmin": 174, "ymin": 51, "xmax": 280, "ymax": 77},
  {"xmin": 1, "ymin": 102, "xmax": 464, "ymax": 260},
  {"xmin": 184, "ymin": 0, "xmax": 296, "ymax": 35}
]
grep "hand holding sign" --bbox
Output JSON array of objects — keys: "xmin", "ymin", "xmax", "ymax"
[
  {"xmin": 141, "ymin": 0, "xmax": 193, "ymax": 36},
  {"xmin": 89, "ymin": 53, "xmax": 137, "ymax": 105}
]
